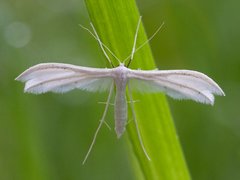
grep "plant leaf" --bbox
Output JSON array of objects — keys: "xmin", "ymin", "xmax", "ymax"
[{"xmin": 85, "ymin": 0, "xmax": 191, "ymax": 179}]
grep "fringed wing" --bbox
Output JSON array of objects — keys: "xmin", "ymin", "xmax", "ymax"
[
  {"xmin": 16, "ymin": 63, "xmax": 113, "ymax": 94},
  {"xmin": 128, "ymin": 69, "xmax": 225, "ymax": 105}
]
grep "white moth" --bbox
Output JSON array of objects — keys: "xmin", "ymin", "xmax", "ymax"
[{"xmin": 16, "ymin": 16, "xmax": 225, "ymax": 164}]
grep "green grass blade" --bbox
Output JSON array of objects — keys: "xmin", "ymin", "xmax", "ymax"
[{"xmin": 84, "ymin": 0, "xmax": 191, "ymax": 179}]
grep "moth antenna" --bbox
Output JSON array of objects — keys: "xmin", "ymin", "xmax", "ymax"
[
  {"xmin": 82, "ymin": 83, "xmax": 114, "ymax": 165},
  {"xmin": 80, "ymin": 24, "xmax": 121, "ymax": 66},
  {"xmin": 128, "ymin": 84, "xmax": 151, "ymax": 161},
  {"xmin": 90, "ymin": 23, "xmax": 122, "ymax": 67},
  {"xmin": 125, "ymin": 16, "xmax": 142, "ymax": 67},
  {"xmin": 124, "ymin": 21, "xmax": 165, "ymax": 63}
]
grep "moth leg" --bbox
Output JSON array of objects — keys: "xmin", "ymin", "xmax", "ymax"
[
  {"xmin": 82, "ymin": 82, "xmax": 114, "ymax": 165},
  {"xmin": 125, "ymin": 100, "xmax": 139, "ymax": 125},
  {"xmin": 98, "ymin": 101, "xmax": 115, "ymax": 130},
  {"xmin": 126, "ymin": 119, "xmax": 133, "ymax": 126},
  {"xmin": 102, "ymin": 120, "xmax": 112, "ymax": 130},
  {"xmin": 98, "ymin": 101, "xmax": 115, "ymax": 106},
  {"xmin": 126, "ymin": 100, "xmax": 140, "ymax": 104},
  {"xmin": 97, "ymin": 118, "xmax": 111, "ymax": 130},
  {"xmin": 128, "ymin": 84, "xmax": 151, "ymax": 161}
]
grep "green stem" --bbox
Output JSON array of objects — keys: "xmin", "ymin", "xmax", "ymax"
[{"xmin": 84, "ymin": 0, "xmax": 191, "ymax": 179}]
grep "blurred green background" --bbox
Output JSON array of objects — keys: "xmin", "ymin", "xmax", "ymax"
[{"xmin": 0, "ymin": 0, "xmax": 239, "ymax": 179}]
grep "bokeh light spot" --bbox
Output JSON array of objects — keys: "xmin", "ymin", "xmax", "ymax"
[{"xmin": 4, "ymin": 22, "xmax": 32, "ymax": 48}]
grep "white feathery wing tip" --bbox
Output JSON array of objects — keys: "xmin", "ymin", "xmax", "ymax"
[
  {"xmin": 15, "ymin": 63, "xmax": 113, "ymax": 94},
  {"xmin": 128, "ymin": 69, "xmax": 225, "ymax": 105}
]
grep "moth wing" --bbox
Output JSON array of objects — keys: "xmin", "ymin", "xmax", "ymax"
[
  {"xmin": 16, "ymin": 63, "xmax": 113, "ymax": 94},
  {"xmin": 128, "ymin": 69, "xmax": 224, "ymax": 105}
]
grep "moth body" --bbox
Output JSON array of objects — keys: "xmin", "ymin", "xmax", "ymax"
[{"xmin": 112, "ymin": 64, "xmax": 129, "ymax": 137}]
